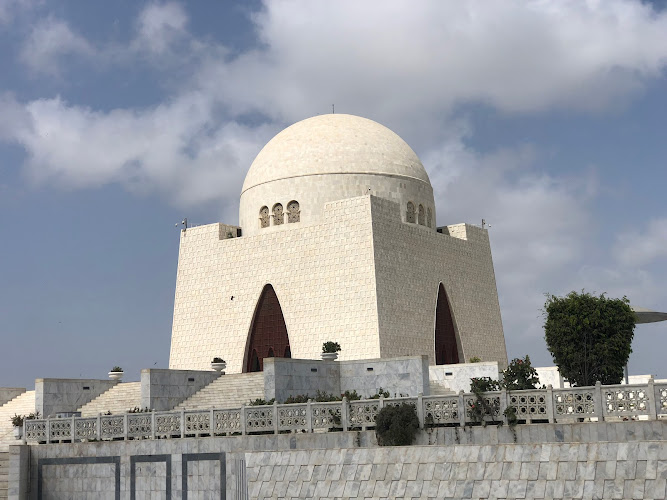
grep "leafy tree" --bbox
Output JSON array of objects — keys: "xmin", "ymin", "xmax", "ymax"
[
  {"xmin": 544, "ymin": 291, "xmax": 635, "ymax": 386},
  {"xmin": 502, "ymin": 356, "xmax": 540, "ymax": 390}
]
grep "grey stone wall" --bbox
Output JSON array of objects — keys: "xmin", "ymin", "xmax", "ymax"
[
  {"xmin": 35, "ymin": 379, "xmax": 118, "ymax": 417},
  {"xmin": 264, "ymin": 358, "xmax": 340, "ymax": 402},
  {"xmin": 339, "ymin": 355, "xmax": 430, "ymax": 398},
  {"xmin": 0, "ymin": 388, "xmax": 25, "ymax": 407},
  {"xmin": 264, "ymin": 356, "xmax": 430, "ymax": 402},
  {"xmin": 10, "ymin": 420, "xmax": 666, "ymax": 499},
  {"xmin": 429, "ymin": 362, "xmax": 500, "ymax": 393},
  {"xmin": 242, "ymin": 439, "xmax": 667, "ymax": 499},
  {"xmin": 140, "ymin": 368, "xmax": 220, "ymax": 411}
]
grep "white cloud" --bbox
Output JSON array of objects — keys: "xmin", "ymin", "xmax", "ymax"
[
  {"xmin": 19, "ymin": 16, "xmax": 94, "ymax": 76},
  {"xmin": 205, "ymin": 0, "xmax": 667, "ymax": 125},
  {"xmin": 613, "ymin": 217, "xmax": 667, "ymax": 267},
  {"xmin": 0, "ymin": 0, "xmax": 37, "ymax": 24},
  {"xmin": 134, "ymin": 2, "xmax": 188, "ymax": 55},
  {"xmin": 3, "ymin": 93, "xmax": 276, "ymax": 209}
]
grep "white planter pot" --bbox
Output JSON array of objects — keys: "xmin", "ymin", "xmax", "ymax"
[
  {"xmin": 211, "ymin": 362, "xmax": 227, "ymax": 373},
  {"xmin": 321, "ymin": 352, "xmax": 339, "ymax": 361},
  {"xmin": 13, "ymin": 427, "xmax": 22, "ymax": 440},
  {"xmin": 108, "ymin": 371, "xmax": 123, "ymax": 380}
]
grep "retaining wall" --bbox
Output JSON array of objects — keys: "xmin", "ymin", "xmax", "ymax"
[{"xmin": 8, "ymin": 420, "xmax": 667, "ymax": 499}]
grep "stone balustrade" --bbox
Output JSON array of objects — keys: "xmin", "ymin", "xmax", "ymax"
[{"xmin": 23, "ymin": 380, "xmax": 667, "ymax": 444}]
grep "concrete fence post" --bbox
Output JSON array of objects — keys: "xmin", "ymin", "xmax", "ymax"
[
  {"xmin": 594, "ymin": 381, "xmax": 603, "ymax": 422},
  {"xmin": 46, "ymin": 419, "xmax": 50, "ymax": 444},
  {"xmin": 417, "ymin": 393, "xmax": 424, "ymax": 429},
  {"xmin": 546, "ymin": 385, "xmax": 555, "ymax": 423},
  {"xmin": 71, "ymin": 415, "xmax": 76, "ymax": 442},
  {"xmin": 151, "ymin": 411, "xmax": 156, "ymax": 439},
  {"xmin": 240, "ymin": 405, "xmax": 246, "ymax": 436},
  {"xmin": 210, "ymin": 408, "xmax": 215, "ymax": 436},
  {"xmin": 647, "ymin": 377, "xmax": 657, "ymax": 420},
  {"xmin": 458, "ymin": 391, "xmax": 466, "ymax": 427},
  {"xmin": 342, "ymin": 397, "xmax": 349, "ymax": 431},
  {"xmin": 97, "ymin": 414, "xmax": 102, "ymax": 440},
  {"xmin": 180, "ymin": 408, "xmax": 185, "ymax": 438},
  {"xmin": 500, "ymin": 388, "xmax": 508, "ymax": 425},
  {"xmin": 123, "ymin": 413, "xmax": 129, "ymax": 440},
  {"xmin": 306, "ymin": 399, "xmax": 313, "ymax": 433},
  {"xmin": 273, "ymin": 401, "xmax": 279, "ymax": 435}
]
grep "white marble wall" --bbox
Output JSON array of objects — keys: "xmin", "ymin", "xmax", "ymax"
[
  {"xmin": 265, "ymin": 356, "xmax": 430, "ymax": 402},
  {"xmin": 140, "ymin": 369, "xmax": 220, "ymax": 411},
  {"xmin": 242, "ymin": 439, "xmax": 667, "ymax": 500},
  {"xmin": 170, "ymin": 194, "xmax": 508, "ymax": 374},
  {"xmin": 35, "ymin": 378, "xmax": 118, "ymax": 417},
  {"xmin": 429, "ymin": 362, "xmax": 501, "ymax": 393}
]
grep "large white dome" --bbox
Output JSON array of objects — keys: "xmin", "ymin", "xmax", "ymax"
[{"xmin": 239, "ymin": 114, "xmax": 435, "ymax": 235}]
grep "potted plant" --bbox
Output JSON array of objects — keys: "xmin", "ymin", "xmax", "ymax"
[
  {"xmin": 321, "ymin": 341, "xmax": 341, "ymax": 361},
  {"xmin": 108, "ymin": 366, "xmax": 124, "ymax": 380},
  {"xmin": 211, "ymin": 357, "xmax": 227, "ymax": 373},
  {"xmin": 11, "ymin": 414, "xmax": 23, "ymax": 439}
]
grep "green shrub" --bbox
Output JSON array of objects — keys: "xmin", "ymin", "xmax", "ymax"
[
  {"xmin": 110, "ymin": 366, "xmax": 123, "ymax": 372},
  {"xmin": 342, "ymin": 390, "xmax": 361, "ymax": 401},
  {"xmin": 368, "ymin": 388, "xmax": 390, "ymax": 399},
  {"xmin": 375, "ymin": 403, "xmax": 419, "ymax": 446},
  {"xmin": 322, "ymin": 341, "xmax": 341, "ymax": 353},
  {"xmin": 469, "ymin": 356, "xmax": 482, "ymax": 363},
  {"xmin": 283, "ymin": 394, "xmax": 309, "ymax": 404},
  {"xmin": 502, "ymin": 355, "xmax": 539, "ymax": 390},
  {"xmin": 470, "ymin": 377, "xmax": 501, "ymax": 393},
  {"xmin": 249, "ymin": 398, "xmax": 275, "ymax": 406}
]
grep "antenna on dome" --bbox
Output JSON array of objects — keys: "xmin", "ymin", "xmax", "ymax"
[{"xmin": 332, "ymin": 104, "xmax": 335, "ymax": 114}]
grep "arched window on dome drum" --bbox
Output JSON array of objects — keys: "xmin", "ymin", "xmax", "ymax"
[
  {"xmin": 272, "ymin": 203, "xmax": 284, "ymax": 225},
  {"xmin": 434, "ymin": 283, "xmax": 460, "ymax": 365},
  {"xmin": 259, "ymin": 206, "xmax": 270, "ymax": 228},
  {"xmin": 287, "ymin": 200, "xmax": 300, "ymax": 223},
  {"xmin": 245, "ymin": 284, "xmax": 291, "ymax": 372},
  {"xmin": 406, "ymin": 202, "xmax": 416, "ymax": 223},
  {"xmin": 427, "ymin": 207, "xmax": 432, "ymax": 228},
  {"xmin": 418, "ymin": 204, "xmax": 425, "ymax": 225}
]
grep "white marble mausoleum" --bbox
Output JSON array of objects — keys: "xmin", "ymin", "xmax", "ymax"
[{"xmin": 168, "ymin": 114, "xmax": 509, "ymax": 373}]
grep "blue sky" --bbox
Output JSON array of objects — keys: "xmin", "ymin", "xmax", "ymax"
[{"xmin": 1, "ymin": 1, "xmax": 666, "ymax": 388}]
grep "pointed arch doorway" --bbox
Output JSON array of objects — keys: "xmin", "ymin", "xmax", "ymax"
[
  {"xmin": 434, "ymin": 283, "xmax": 461, "ymax": 365},
  {"xmin": 245, "ymin": 284, "xmax": 291, "ymax": 372}
]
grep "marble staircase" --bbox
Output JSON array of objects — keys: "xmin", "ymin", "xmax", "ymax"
[
  {"xmin": 0, "ymin": 391, "xmax": 35, "ymax": 452},
  {"xmin": 78, "ymin": 382, "xmax": 142, "ymax": 417},
  {"xmin": 175, "ymin": 373, "xmax": 265, "ymax": 410},
  {"xmin": 428, "ymin": 380, "xmax": 455, "ymax": 396}
]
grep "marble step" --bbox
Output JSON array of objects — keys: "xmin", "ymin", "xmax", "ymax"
[
  {"xmin": 175, "ymin": 373, "xmax": 265, "ymax": 410},
  {"xmin": 0, "ymin": 391, "xmax": 36, "ymax": 452},
  {"xmin": 78, "ymin": 382, "xmax": 142, "ymax": 416}
]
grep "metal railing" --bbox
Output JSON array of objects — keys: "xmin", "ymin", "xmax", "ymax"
[{"xmin": 23, "ymin": 380, "xmax": 667, "ymax": 444}]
